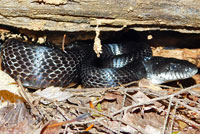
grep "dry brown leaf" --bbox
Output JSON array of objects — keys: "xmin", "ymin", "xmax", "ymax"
[
  {"xmin": 0, "ymin": 100, "xmax": 36, "ymax": 134},
  {"xmin": 0, "ymin": 90, "xmax": 25, "ymax": 103},
  {"xmin": 103, "ymin": 92, "xmax": 121, "ymax": 101},
  {"xmin": 100, "ymin": 92, "xmax": 125, "ymax": 111},
  {"xmin": 122, "ymin": 112, "xmax": 168, "ymax": 134},
  {"xmin": 0, "ymin": 100, "xmax": 34, "ymax": 126},
  {"xmin": 132, "ymin": 91, "xmax": 151, "ymax": 103},
  {"xmin": 131, "ymin": 91, "xmax": 163, "ymax": 112},
  {"xmin": 0, "ymin": 121, "xmax": 35, "ymax": 134},
  {"xmin": 41, "ymin": 120, "xmax": 61, "ymax": 134},
  {"xmin": 188, "ymin": 94, "xmax": 199, "ymax": 102},
  {"xmin": 120, "ymin": 125, "xmax": 138, "ymax": 134},
  {"xmin": 0, "ymin": 70, "xmax": 20, "ymax": 96},
  {"xmin": 177, "ymin": 120, "xmax": 188, "ymax": 131},
  {"xmin": 35, "ymin": 87, "xmax": 73, "ymax": 101},
  {"xmin": 139, "ymin": 78, "xmax": 162, "ymax": 91}
]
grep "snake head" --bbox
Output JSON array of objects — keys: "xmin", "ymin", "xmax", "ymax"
[{"xmin": 144, "ymin": 57, "xmax": 198, "ymax": 84}]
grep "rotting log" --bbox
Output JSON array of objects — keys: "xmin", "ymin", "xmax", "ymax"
[{"xmin": 0, "ymin": 0, "xmax": 200, "ymax": 33}]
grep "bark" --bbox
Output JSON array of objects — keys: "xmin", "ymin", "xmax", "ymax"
[{"xmin": 0, "ymin": 0, "xmax": 200, "ymax": 33}]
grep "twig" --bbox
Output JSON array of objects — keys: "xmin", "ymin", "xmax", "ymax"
[
  {"xmin": 62, "ymin": 34, "xmax": 66, "ymax": 51},
  {"xmin": 170, "ymin": 84, "xmax": 200, "ymax": 97},
  {"xmin": 117, "ymin": 90, "xmax": 127, "ymax": 133},
  {"xmin": 174, "ymin": 98, "xmax": 200, "ymax": 115},
  {"xmin": 188, "ymin": 90, "xmax": 200, "ymax": 96},
  {"xmin": 70, "ymin": 105, "xmax": 115, "ymax": 120},
  {"xmin": 169, "ymin": 101, "xmax": 178, "ymax": 134},
  {"xmin": 162, "ymin": 95, "xmax": 173, "ymax": 134},
  {"xmin": 112, "ymin": 84, "xmax": 200, "ymax": 116},
  {"xmin": 70, "ymin": 105, "xmax": 146, "ymax": 133},
  {"xmin": 115, "ymin": 117, "xmax": 146, "ymax": 134},
  {"xmin": 36, "ymin": 83, "xmax": 200, "ymax": 133},
  {"xmin": 45, "ymin": 113, "xmax": 90, "ymax": 128},
  {"xmin": 53, "ymin": 102, "xmax": 69, "ymax": 121},
  {"xmin": 176, "ymin": 114, "xmax": 200, "ymax": 128},
  {"xmin": 97, "ymin": 120, "xmax": 118, "ymax": 134},
  {"xmin": 182, "ymin": 97, "xmax": 200, "ymax": 106},
  {"xmin": 17, "ymin": 78, "xmax": 38, "ymax": 113},
  {"xmin": 16, "ymin": 77, "xmax": 45, "ymax": 122}
]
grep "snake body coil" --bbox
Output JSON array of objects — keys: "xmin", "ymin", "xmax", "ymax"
[
  {"xmin": 80, "ymin": 42, "xmax": 198, "ymax": 87},
  {"xmin": 0, "ymin": 38, "xmax": 198, "ymax": 88},
  {"xmin": 1, "ymin": 38, "xmax": 81, "ymax": 89}
]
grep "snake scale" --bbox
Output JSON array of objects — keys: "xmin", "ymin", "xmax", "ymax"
[{"xmin": 0, "ymin": 38, "xmax": 198, "ymax": 89}]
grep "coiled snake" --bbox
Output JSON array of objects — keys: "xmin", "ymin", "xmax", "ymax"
[{"xmin": 0, "ymin": 38, "xmax": 198, "ymax": 89}]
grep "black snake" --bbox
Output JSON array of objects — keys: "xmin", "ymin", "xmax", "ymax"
[{"xmin": 0, "ymin": 38, "xmax": 198, "ymax": 89}]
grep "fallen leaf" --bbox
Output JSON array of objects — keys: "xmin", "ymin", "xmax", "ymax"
[
  {"xmin": 144, "ymin": 125, "xmax": 161, "ymax": 134},
  {"xmin": 0, "ymin": 90, "xmax": 25, "ymax": 103},
  {"xmin": 0, "ymin": 100, "xmax": 36, "ymax": 134},
  {"xmin": 131, "ymin": 91, "xmax": 163, "ymax": 111},
  {"xmin": 122, "ymin": 112, "xmax": 170, "ymax": 134},
  {"xmin": 103, "ymin": 92, "xmax": 120, "ymax": 100},
  {"xmin": 41, "ymin": 120, "xmax": 61, "ymax": 134},
  {"xmin": 120, "ymin": 125, "xmax": 138, "ymax": 134},
  {"xmin": 177, "ymin": 120, "xmax": 187, "ymax": 130},
  {"xmin": 0, "ymin": 70, "xmax": 20, "ymax": 96},
  {"xmin": 89, "ymin": 101, "xmax": 95, "ymax": 109},
  {"xmin": 139, "ymin": 79, "xmax": 162, "ymax": 91},
  {"xmin": 35, "ymin": 86, "xmax": 73, "ymax": 101},
  {"xmin": 96, "ymin": 103, "xmax": 102, "ymax": 111}
]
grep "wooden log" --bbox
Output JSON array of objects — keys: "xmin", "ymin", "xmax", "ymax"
[{"xmin": 0, "ymin": 0, "xmax": 200, "ymax": 33}]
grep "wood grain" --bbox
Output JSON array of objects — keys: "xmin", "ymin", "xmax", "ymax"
[{"xmin": 0, "ymin": 0, "xmax": 200, "ymax": 33}]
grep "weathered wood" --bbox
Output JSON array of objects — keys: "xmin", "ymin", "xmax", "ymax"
[{"xmin": 0, "ymin": 0, "xmax": 200, "ymax": 33}]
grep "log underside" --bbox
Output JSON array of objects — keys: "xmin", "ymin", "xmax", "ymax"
[{"xmin": 0, "ymin": 0, "xmax": 200, "ymax": 33}]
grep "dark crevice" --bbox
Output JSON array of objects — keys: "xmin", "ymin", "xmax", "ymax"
[{"xmin": 0, "ymin": 24, "xmax": 200, "ymax": 49}]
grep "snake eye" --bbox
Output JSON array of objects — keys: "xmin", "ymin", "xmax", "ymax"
[{"xmin": 169, "ymin": 63, "xmax": 177, "ymax": 70}]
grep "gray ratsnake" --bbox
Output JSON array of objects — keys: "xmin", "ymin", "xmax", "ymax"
[{"xmin": 0, "ymin": 38, "xmax": 198, "ymax": 89}]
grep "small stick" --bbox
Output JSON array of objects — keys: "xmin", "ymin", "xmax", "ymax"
[
  {"xmin": 162, "ymin": 95, "xmax": 173, "ymax": 134},
  {"xmin": 62, "ymin": 34, "xmax": 66, "ymax": 51},
  {"xmin": 45, "ymin": 113, "xmax": 90, "ymax": 128},
  {"xmin": 17, "ymin": 76, "xmax": 33, "ymax": 107},
  {"xmin": 169, "ymin": 101, "xmax": 178, "ymax": 134},
  {"xmin": 16, "ymin": 76, "xmax": 43, "ymax": 118},
  {"xmin": 112, "ymin": 84, "xmax": 200, "ymax": 116}
]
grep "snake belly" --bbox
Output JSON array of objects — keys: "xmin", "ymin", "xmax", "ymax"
[{"xmin": 1, "ymin": 38, "xmax": 82, "ymax": 89}]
